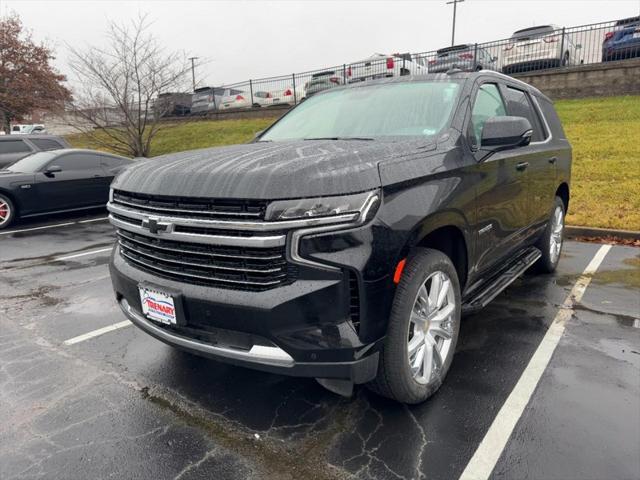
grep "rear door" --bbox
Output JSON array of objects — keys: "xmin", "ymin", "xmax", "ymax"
[
  {"xmin": 501, "ymin": 84, "xmax": 556, "ymax": 235},
  {"xmin": 35, "ymin": 153, "xmax": 105, "ymax": 210},
  {"xmin": 470, "ymin": 82, "xmax": 531, "ymax": 274}
]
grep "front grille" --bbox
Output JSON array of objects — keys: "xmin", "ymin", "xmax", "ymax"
[
  {"xmin": 117, "ymin": 230, "xmax": 294, "ymax": 291},
  {"xmin": 112, "ymin": 190, "xmax": 267, "ymax": 220}
]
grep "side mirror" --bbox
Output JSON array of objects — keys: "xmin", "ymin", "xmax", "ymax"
[
  {"xmin": 45, "ymin": 165, "xmax": 62, "ymax": 175},
  {"xmin": 480, "ymin": 116, "xmax": 532, "ymax": 153}
]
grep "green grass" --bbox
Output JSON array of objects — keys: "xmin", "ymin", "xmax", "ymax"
[
  {"xmin": 66, "ymin": 95, "xmax": 640, "ymax": 231},
  {"xmin": 554, "ymin": 96, "xmax": 640, "ymax": 230}
]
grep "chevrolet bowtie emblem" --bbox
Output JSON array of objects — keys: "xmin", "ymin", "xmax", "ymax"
[{"xmin": 142, "ymin": 217, "xmax": 169, "ymax": 234}]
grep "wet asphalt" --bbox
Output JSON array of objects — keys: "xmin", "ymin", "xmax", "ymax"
[{"xmin": 1, "ymin": 211, "xmax": 638, "ymax": 480}]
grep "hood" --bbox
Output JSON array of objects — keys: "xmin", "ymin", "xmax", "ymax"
[{"xmin": 112, "ymin": 139, "xmax": 434, "ymax": 200}]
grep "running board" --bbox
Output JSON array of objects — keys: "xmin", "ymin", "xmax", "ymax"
[{"xmin": 462, "ymin": 247, "xmax": 541, "ymax": 314}]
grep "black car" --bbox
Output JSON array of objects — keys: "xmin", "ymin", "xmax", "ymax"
[
  {"xmin": 108, "ymin": 71, "xmax": 571, "ymax": 404},
  {"xmin": 0, "ymin": 149, "xmax": 133, "ymax": 230},
  {"xmin": 0, "ymin": 135, "xmax": 71, "ymax": 169}
]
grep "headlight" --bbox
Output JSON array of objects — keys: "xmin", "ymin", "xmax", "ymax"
[{"xmin": 265, "ymin": 191, "xmax": 379, "ymax": 222}]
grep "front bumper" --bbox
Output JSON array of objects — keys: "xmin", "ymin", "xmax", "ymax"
[{"xmin": 110, "ymin": 239, "xmax": 389, "ymax": 383}]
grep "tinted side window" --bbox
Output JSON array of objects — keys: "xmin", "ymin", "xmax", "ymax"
[
  {"xmin": 30, "ymin": 138, "xmax": 63, "ymax": 151},
  {"xmin": 503, "ymin": 87, "xmax": 546, "ymax": 142},
  {"xmin": 470, "ymin": 83, "xmax": 507, "ymax": 146},
  {"xmin": 537, "ymin": 97, "xmax": 566, "ymax": 139},
  {"xmin": 53, "ymin": 154, "xmax": 99, "ymax": 171},
  {"xmin": 0, "ymin": 140, "xmax": 31, "ymax": 154}
]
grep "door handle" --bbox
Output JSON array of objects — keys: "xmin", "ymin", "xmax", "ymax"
[
  {"xmin": 548, "ymin": 156, "xmax": 557, "ymax": 164},
  {"xmin": 516, "ymin": 161, "xmax": 529, "ymax": 171}
]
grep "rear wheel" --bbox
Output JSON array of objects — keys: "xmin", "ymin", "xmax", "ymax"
[
  {"xmin": 534, "ymin": 196, "xmax": 565, "ymax": 273},
  {"xmin": 0, "ymin": 194, "xmax": 16, "ymax": 230},
  {"xmin": 367, "ymin": 248, "xmax": 461, "ymax": 404}
]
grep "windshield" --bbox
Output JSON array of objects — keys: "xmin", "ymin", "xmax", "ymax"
[
  {"xmin": 261, "ymin": 81, "xmax": 462, "ymax": 141},
  {"xmin": 5, "ymin": 151, "xmax": 59, "ymax": 173}
]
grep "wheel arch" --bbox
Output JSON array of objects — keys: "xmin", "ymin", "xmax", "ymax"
[
  {"xmin": 0, "ymin": 188, "xmax": 19, "ymax": 213},
  {"xmin": 556, "ymin": 182, "xmax": 570, "ymax": 213}
]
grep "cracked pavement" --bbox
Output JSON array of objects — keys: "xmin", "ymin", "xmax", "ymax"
[{"xmin": 1, "ymin": 211, "xmax": 639, "ymax": 479}]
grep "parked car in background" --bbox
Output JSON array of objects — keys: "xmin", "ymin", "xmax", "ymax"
[
  {"xmin": 191, "ymin": 87, "xmax": 226, "ymax": 115},
  {"xmin": 348, "ymin": 52, "xmax": 427, "ymax": 82},
  {"xmin": 428, "ymin": 44, "xmax": 497, "ymax": 72},
  {"xmin": 0, "ymin": 149, "xmax": 133, "ymax": 230},
  {"xmin": 602, "ymin": 16, "xmax": 640, "ymax": 61},
  {"xmin": 154, "ymin": 92, "xmax": 192, "ymax": 117},
  {"xmin": 252, "ymin": 87, "xmax": 296, "ymax": 107},
  {"xmin": 11, "ymin": 124, "xmax": 46, "ymax": 135},
  {"xmin": 502, "ymin": 25, "xmax": 581, "ymax": 74},
  {"xmin": 303, "ymin": 71, "xmax": 345, "ymax": 98},
  {"xmin": 108, "ymin": 71, "xmax": 571, "ymax": 404},
  {"xmin": 0, "ymin": 135, "xmax": 70, "ymax": 169},
  {"xmin": 218, "ymin": 90, "xmax": 251, "ymax": 110}
]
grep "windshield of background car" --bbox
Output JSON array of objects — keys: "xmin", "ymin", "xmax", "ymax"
[
  {"xmin": 261, "ymin": 81, "xmax": 462, "ymax": 141},
  {"xmin": 5, "ymin": 151, "xmax": 59, "ymax": 172}
]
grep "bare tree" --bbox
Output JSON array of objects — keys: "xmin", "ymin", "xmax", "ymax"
[{"xmin": 68, "ymin": 15, "xmax": 192, "ymax": 157}]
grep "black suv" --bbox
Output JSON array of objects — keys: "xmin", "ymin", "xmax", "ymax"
[{"xmin": 108, "ymin": 71, "xmax": 570, "ymax": 404}]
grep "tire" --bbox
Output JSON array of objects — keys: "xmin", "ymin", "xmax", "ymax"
[
  {"xmin": 367, "ymin": 248, "xmax": 461, "ymax": 404},
  {"xmin": 534, "ymin": 196, "xmax": 565, "ymax": 273},
  {"xmin": 0, "ymin": 193, "xmax": 16, "ymax": 230}
]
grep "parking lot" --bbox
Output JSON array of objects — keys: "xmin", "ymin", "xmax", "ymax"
[{"xmin": 1, "ymin": 211, "xmax": 639, "ymax": 480}]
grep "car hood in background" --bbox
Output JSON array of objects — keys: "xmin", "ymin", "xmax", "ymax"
[{"xmin": 111, "ymin": 139, "xmax": 436, "ymax": 199}]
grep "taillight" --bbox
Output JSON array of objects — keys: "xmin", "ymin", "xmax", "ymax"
[
  {"xmin": 386, "ymin": 57, "xmax": 395, "ymax": 69},
  {"xmin": 236, "ymin": 95, "xmax": 244, "ymax": 100},
  {"xmin": 283, "ymin": 89, "xmax": 292, "ymax": 96},
  {"xmin": 543, "ymin": 35, "xmax": 559, "ymax": 43},
  {"xmin": 347, "ymin": 66, "xmax": 352, "ymax": 77},
  {"xmin": 428, "ymin": 59, "xmax": 437, "ymax": 65},
  {"xmin": 459, "ymin": 53, "xmax": 474, "ymax": 59},
  {"xmin": 604, "ymin": 31, "xmax": 614, "ymax": 41},
  {"xmin": 266, "ymin": 92, "xmax": 272, "ymax": 98},
  {"xmin": 329, "ymin": 77, "xmax": 340, "ymax": 84},
  {"xmin": 504, "ymin": 43, "xmax": 515, "ymax": 51}
]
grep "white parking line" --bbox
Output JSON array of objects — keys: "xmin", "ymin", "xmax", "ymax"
[
  {"xmin": 63, "ymin": 320, "xmax": 132, "ymax": 345},
  {"xmin": 53, "ymin": 247, "xmax": 113, "ymax": 262},
  {"xmin": 0, "ymin": 217, "xmax": 109, "ymax": 235},
  {"xmin": 459, "ymin": 244, "xmax": 612, "ymax": 480}
]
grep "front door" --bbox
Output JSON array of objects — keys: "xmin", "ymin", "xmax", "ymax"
[{"xmin": 469, "ymin": 82, "xmax": 531, "ymax": 275}]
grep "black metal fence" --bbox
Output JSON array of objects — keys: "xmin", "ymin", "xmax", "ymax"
[{"xmin": 171, "ymin": 17, "xmax": 639, "ymax": 116}]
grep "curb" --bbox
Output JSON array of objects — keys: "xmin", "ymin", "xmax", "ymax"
[{"xmin": 565, "ymin": 226, "xmax": 640, "ymax": 241}]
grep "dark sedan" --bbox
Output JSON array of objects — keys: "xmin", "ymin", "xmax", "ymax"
[{"xmin": 0, "ymin": 149, "xmax": 133, "ymax": 230}]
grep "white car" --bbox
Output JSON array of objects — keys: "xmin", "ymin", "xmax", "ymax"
[
  {"xmin": 347, "ymin": 53, "xmax": 427, "ymax": 83},
  {"xmin": 252, "ymin": 87, "xmax": 296, "ymax": 107},
  {"xmin": 10, "ymin": 124, "xmax": 46, "ymax": 135},
  {"xmin": 218, "ymin": 90, "xmax": 252, "ymax": 110},
  {"xmin": 502, "ymin": 25, "xmax": 581, "ymax": 74}
]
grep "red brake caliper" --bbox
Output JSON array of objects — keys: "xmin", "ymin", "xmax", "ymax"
[{"xmin": 0, "ymin": 203, "xmax": 7, "ymax": 219}]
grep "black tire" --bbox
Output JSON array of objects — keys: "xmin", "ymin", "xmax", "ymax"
[
  {"xmin": 534, "ymin": 196, "xmax": 565, "ymax": 274},
  {"xmin": 367, "ymin": 248, "xmax": 461, "ymax": 404},
  {"xmin": 0, "ymin": 193, "xmax": 16, "ymax": 230}
]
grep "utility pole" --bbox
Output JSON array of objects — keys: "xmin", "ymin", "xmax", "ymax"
[
  {"xmin": 188, "ymin": 56, "xmax": 199, "ymax": 92},
  {"xmin": 446, "ymin": 0, "xmax": 464, "ymax": 46}
]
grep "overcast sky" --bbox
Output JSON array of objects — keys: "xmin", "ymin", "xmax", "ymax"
[{"xmin": 2, "ymin": 0, "xmax": 640, "ymax": 90}]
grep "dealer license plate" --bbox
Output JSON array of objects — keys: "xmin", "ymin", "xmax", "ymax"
[{"xmin": 139, "ymin": 287, "xmax": 177, "ymax": 325}]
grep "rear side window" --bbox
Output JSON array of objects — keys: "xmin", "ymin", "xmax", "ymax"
[
  {"xmin": 503, "ymin": 87, "xmax": 546, "ymax": 142},
  {"xmin": 537, "ymin": 97, "xmax": 566, "ymax": 139},
  {"xmin": 470, "ymin": 83, "xmax": 507, "ymax": 146},
  {"xmin": 101, "ymin": 156, "xmax": 130, "ymax": 168},
  {"xmin": 30, "ymin": 138, "xmax": 63, "ymax": 151},
  {"xmin": 0, "ymin": 140, "xmax": 31, "ymax": 154},
  {"xmin": 53, "ymin": 154, "xmax": 99, "ymax": 171}
]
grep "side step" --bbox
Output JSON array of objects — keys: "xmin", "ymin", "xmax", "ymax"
[{"xmin": 462, "ymin": 246, "xmax": 541, "ymax": 314}]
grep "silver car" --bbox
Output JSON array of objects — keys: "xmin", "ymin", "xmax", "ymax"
[{"xmin": 428, "ymin": 44, "xmax": 496, "ymax": 73}]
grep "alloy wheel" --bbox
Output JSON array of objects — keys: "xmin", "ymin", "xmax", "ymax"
[
  {"xmin": 549, "ymin": 205, "xmax": 564, "ymax": 264},
  {"xmin": 407, "ymin": 271, "xmax": 455, "ymax": 385}
]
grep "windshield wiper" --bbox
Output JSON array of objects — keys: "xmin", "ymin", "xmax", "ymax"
[{"xmin": 303, "ymin": 137, "xmax": 374, "ymax": 141}]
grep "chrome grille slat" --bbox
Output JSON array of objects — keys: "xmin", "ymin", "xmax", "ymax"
[
  {"xmin": 116, "ymin": 230, "xmax": 283, "ymax": 261},
  {"xmin": 118, "ymin": 240, "xmax": 285, "ymax": 274},
  {"xmin": 120, "ymin": 249, "xmax": 287, "ymax": 287}
]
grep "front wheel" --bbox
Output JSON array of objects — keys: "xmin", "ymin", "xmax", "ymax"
[
  {"xmin": 367, "ymin": 248, "xmax": 461, "ymax": 404},
  {"xmin": 0, "ymin": 194, "xmax": 16, "ymax": 230},
  {"xmin": 534, "ymin": 197, "xmax": 565, "ymax": 273}
]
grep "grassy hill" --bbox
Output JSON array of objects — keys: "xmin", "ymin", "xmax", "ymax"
[{"xmin": 67, "ymin": 95, "xmax": 640, "ymax": 230}]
